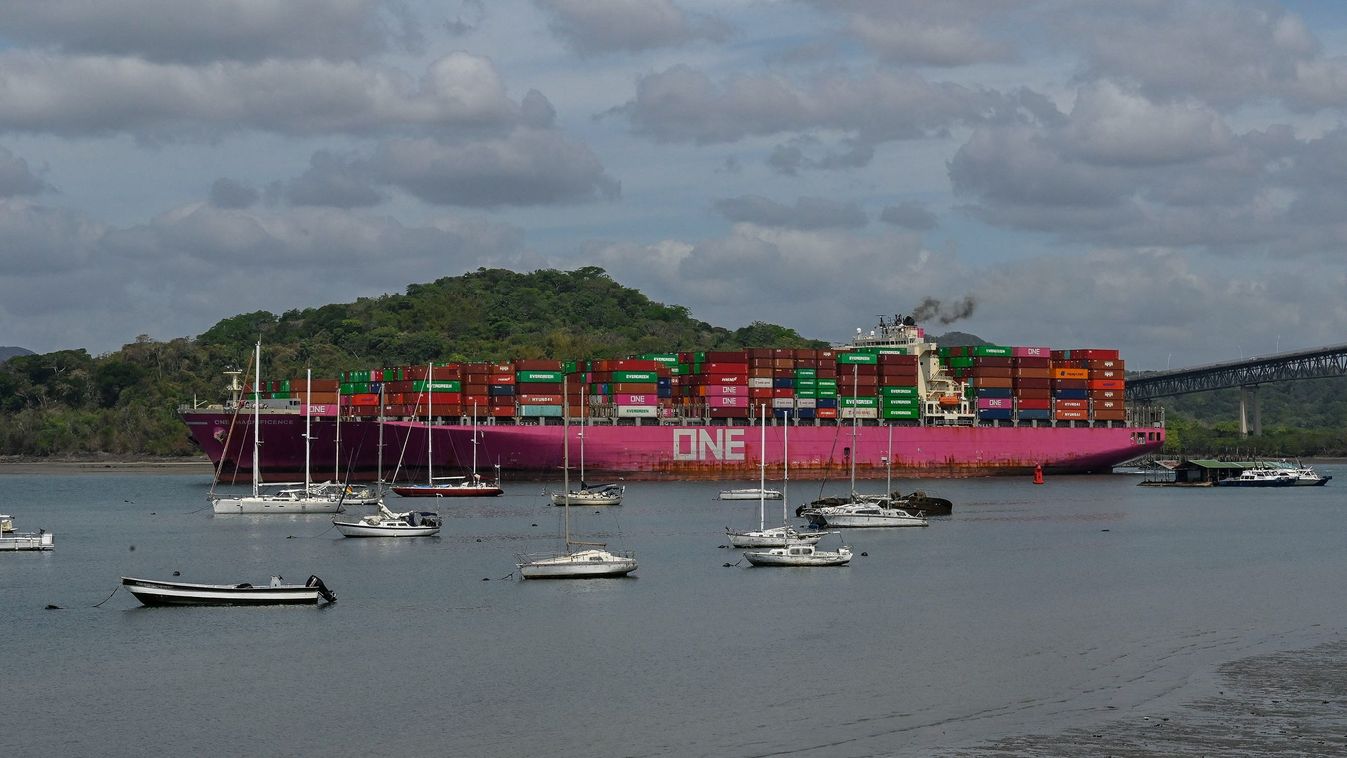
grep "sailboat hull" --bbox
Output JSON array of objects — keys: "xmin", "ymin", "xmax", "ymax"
[
  {"xmin": 391, "ymin": 484, "xmax": 503, "ymax": 497},
  {"xmin": 211, "ymin": 496, "xmax": 342, "ymax": 514},
  {"xmin": 516, "ymin": 549, "xmax": 637, "ymax": 579}
]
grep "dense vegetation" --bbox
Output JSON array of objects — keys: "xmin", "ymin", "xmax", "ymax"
[
  {"xmin": 0, "ymin": 267, "xmax": 824, "ymax": 457},
  {"xmin": 1154, "ymin": 377, "xmax": 1347, "ymax": 458},
  {"xmin": 1, "ymin": 266, "xmax": 1341, "ymax": 459}
]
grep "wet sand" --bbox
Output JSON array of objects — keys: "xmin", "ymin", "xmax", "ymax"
[
  {"xmin": 0, "ymin": 457, "xmax": 214, "ymax": 475},
  {"xmin": 957, "ymin": 639, "xmax": 1347, "ymax": 756}
]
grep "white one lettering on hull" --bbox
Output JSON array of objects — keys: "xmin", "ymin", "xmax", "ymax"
[{"xmin": 672, "ymin": 429, "xmax": 746, "ymax": 461}]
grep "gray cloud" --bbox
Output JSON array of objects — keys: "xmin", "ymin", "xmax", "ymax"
[
  {"xmin": 209, "ymin": 178, "xmax": 259, "ymax": 209},
  {"xmin": 445, "ymin": 0, "xmax": 486, "ymax": 37},
  {"xmin": 946, "ymin": 81, "xmax": 1347, "ymax": 256},
  {"xmin": 0, "ymin": 52, "xmax": 517, "ymax": 138},
  {"xmin": 812, "ymin": 0, "xmax": 1021, "ymax": 66},
  {"xmin": 618, "ymin": 65, "xmax": 1011, "ymax": 150},
  {"xmin": 714, "ymin": 195, "xmax": 868, "ymax": 230},
  {"xmin": 275, "ymin": 151, "xmax": 383, "ymax": 209},
  {"xmin": 0, "ymin": 200, "xmax": 532, "ymax": 352},
  {"xmin": 880, "ymin": 203, "xmax": 937, "ymax": 230},
  {"xmin": 0, "ymin": 147, "xmax": 49, "ymax": 197},
  {"xmin": 369, "ymin": 129, "xmax": 620, "ymax": 207},
  {"xmin": 536, "ymin": 0, "xmax": 730, "ymax": 55},
  {"xmin": 0, "ymin": 0, "xmax": 418, "ymax": 64}
]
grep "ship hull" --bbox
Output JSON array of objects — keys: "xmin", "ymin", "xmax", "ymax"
[{"xmin": 182, "ymin": 410, "xmax": 1165, "ymax": 482}]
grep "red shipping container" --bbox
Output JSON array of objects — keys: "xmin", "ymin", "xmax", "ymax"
[
  {"xmin": 1093, "ymin": 409, "xmax": 1127, "ymax": 420},
  {"xmin": 972, "ymin": 356, "xmax": 1012, "ymax": 367},
  {"xmin": 816, "ymin": 407, "xmax": 838, "ymax": 419},
  {"xmin": 1014, "ymin": 387, "xmax": 1051, "ymax": 399},
  {"xmin": 772, "ymin": 388, "xmax": 795, "ymax": 398},
  {"xmin": 1094, "ymin": 399, "xmax": 1125, "ymax": 411},
  {"xmin": 1054, "ymin": 409, "xmax": 1088, "ymax": 420},
  {"xmin": 349, "ymin": 393, "xmax": 380, "ymax": 406},
  {"xmin": 490, "ymin": 406, "xmax": 515, "ymax": 417},
  {"xmin": 972, "ymin": 366, "xmax": 1012, "ymax": 378},
  {"xmin": 513, "ymin": 359, "xmax": 562, "ymax": 371},
  {"xmin": 1088, "ymin": 358, "xmax": 1125, "ymax": 370},
  {"xmin": 1012, "ymin": 356, "xmax": 1052, "ymax": 368},
  {"xmin": 1013, "ymin": 368, "xmax": 1052, "ymax": 379},
  {"xmin": 1055, "ymin": 399, "xmax": 1087, "ymax": 410},
  {"xmin": 518, "ymin": 394, "xmax": 564, "ymax": 405},
  {"xmin": 461, "ymin": 394, "xmax": 490, "ymax": 408},
  {"xmin": 749, "ymin": 388, "xmax": 773, "ymax": 399},
  {"xmin": 1013, "ymin": 377, "xmax": 1051, "ymax": 389},
  {"xmin": 1051, "ymin": 379, "xmax": 1088, "ymax": 389},
  {"xmin": 705, "ymin": 351, "xmax": 747, "ymax": 362},
  {"xmin": 970, "ymin": 376, "xmax": 1013, "ymax": 388},
  {"xmin": 794, "ymin": 349, "xmax": 818, "ymax": 360},
  {"xmin": 1088, "ymin": 379, "xmax": 1125, "ymax": 390},
  {"xmin": 709, "ymin": 407, "xmax": 749, "ymax": 418},
  {"xmin": 702, "ymin": 362, "xmax": 749, "ymax": 375},
  {"xmin": 1090, "ymin": 369, "xmax": 1123, "ymax": 380},
  {"xmin": 1090, "ymin": 389, "xmax": 1123, "ymax": 400},
  {"xmin": 1016, "ymin": 398, "xmax": 1050, "ymax": 410},
  {"xmin": 714, "ymin": 375, "xmax": 746, "ymax": 385}
]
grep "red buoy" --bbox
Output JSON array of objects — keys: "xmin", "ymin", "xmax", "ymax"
[{"xmin": 1033, "ymin": 464, "xmax": 1044, "ymax": 485}]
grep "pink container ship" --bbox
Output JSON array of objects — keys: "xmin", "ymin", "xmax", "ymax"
[{"xmin": 181, "ymin": 316, "xmax": 1165, "ymax": 483}]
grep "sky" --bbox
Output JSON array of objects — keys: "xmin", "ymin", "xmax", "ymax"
[{"xmin": 2, "ymin": 0, "xmax": 1347, "ymax": 370}]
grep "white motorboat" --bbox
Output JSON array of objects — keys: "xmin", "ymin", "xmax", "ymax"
[
  {"xmin": 1290, "ymin": 466, "xmax": 1332, "ymax": 486},
  {"xmin": 551, "ymin": 423, "xmax": 624, "ymax": 506},
  {"xmin": 211, "ymin": 346, "xmax": 343, "ymax": 515},
  {"xmin": 727, "ymin": 410, "xmax": 824, "ymax": 548},
  {"xmin": 1, "ymin": 516, "xmax": 53, "ymax": 551},
  {"xmin": 333, "ymin": 500, "xmax": 442, "ymax": 537},
  {"xmin": 718, "ymin": 488, "xmax": 782, "ymax": 501},
  {"xmin": 1215, "ymin": 468, "xmax": 1297, "ymax": 487},
  {"xmin": 121, "ymin": 575, "xmax": 336, "ymax": 606},
  {"xmin": 744, "ymin": 542, "xmax": 852, "ymax": 567},
  {"xmin": 518, "ymin": 376, "xmax": 637, "ymax": 579},
  {"xmin": 803, "ymin": 501, "xmax": 929, "ymax": 528}
]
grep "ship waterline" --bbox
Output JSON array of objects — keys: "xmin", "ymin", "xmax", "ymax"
[{"xmin": 184, "ymin": 411, "xmax": 1164, "ymax": 482}]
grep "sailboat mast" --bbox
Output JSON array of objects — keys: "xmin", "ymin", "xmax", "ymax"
[
  {"xmin": 426, "ymin": 362, "xmax": 434, "ymax": 485},
  {"xmin": 782, "ymin": 414, "xmax": 789, "ymax": 524},
  {"xmin": 333, "ymin": 381, "xmax": 341, "ymax": 483},
  {"xmin": 758, "ymin": 403, "xmax": 766, "ymax": 531},
  {"xmin": 850, "ymin": 363, "xmax": 858, "ymax": 498},
  {"xmin": 563, "ymin": 375, "xmax": 571, "ymax": 547},
  {"xmin": 304, "ymin": 368, "xmax": 311, "ymax": 492},
  {"xmin": 251, "ymin": 341, "xmax": 261, "ymax": 497},
  {"xmin": 377, "ymin": 383, "xmax": 385, "ymax": 488},
  {"xmin": 886, "ymin": 422, "xmax": 893, "ymax": 498}
]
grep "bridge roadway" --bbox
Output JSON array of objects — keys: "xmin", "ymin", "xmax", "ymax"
[{"xmin": 1125, "ymin": 343, "xmax": 1347, "ymax": 435}]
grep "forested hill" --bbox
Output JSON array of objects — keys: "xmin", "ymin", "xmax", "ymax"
[
  {"xmin": 1, "ymin": 346, "xmax": 34, "ymax": 363},
  {"xmin": 0, "ymin": 267, "xmax": 825, "ymax": 456}
]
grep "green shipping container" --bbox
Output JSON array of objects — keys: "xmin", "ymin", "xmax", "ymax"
[
  {"xmin": 839, "ymin": 396, "xmax": 878, "ymax": 408},
  {"xmin": 795, "ymin": 378, "xmax": 817, "ymax": 390},
  {"xmin": 837, "ymin": 352, "xmax": 878, "ymax": 365},
  {"xmin": 816, "ymin": 378, "xmax": 838, "ymax": 389},
  {"xmin": 972, "ymin": 345, "xmax": 1012, "ymax": 357},
  {"xmin": 413, "ymin": 380, "xmax": 461, "ymax": 392},
  {"xmin": 880, "ymin": 386, "xmax": 919, "ymax": 397},
  {"xmin": 947, "ymin": 356, "xmax": 974, "ymax": 368},
  {"xmin": 519, "ymin": 406, "xmax": 564, "ymax": 417},
  {"xmin": 882, "ymin": 397, "xmax": 919, "ymax": 409},
  {"xmin": 874, "ymin": 347, "xmax": 907, "ymax": 355},
  {"xmin": 796, "ymin": 389, "xmax": 817, "ymax": 399},
  {"xmin": 562, "ymin": 361, "xmax": 579, "ymax": 373},
  {"xmin": 639, "ymin": 353, "xmax": 680, "ymax": 365},
  {"xmin": 612, "ymin": 370, "xmax": 658, "ymax": 382},
  {"xmin": 882, "ymin": 408, "xmax": 921, "ymax": 419},
  {"xmin": 794, "ymin": 367, "xmax": 817, "ymax": 379},
  {"xmin": 517, "ymin": 370, "xmax": 564, "ymax": 383}
]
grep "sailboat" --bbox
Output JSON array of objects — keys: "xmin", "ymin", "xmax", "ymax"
[
  {"xmin": 726, "ymin": 406, "xmax": 823, "ymax": 547},
  {"xmin": 305, "ymin": 374, "xmax": 378, "ymax": 506},
  {"xmin": 796, "ymin": 384, "xmax": 927, "ymax": 528},
  {"xmin": 211, "ymin": 343, "xmax": 343, "ymax": 515},
  {"xmin": 392, "ymin": 368, "xmax": 503, "ymax": 497},
  {"xmin": 517, "ymin": 376, "xmax": 637, "ymax": 579},
  {"xmin": 550, "ymin": 396, "xmax": 623, "ymax": 506},
  {"xmin": 333, "ymin": 499, "xmax": 442, "ymax": 537}
]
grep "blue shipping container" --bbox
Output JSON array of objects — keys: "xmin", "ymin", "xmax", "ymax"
[
  {"xmin": 1017, "ymin": 409, "xmax": 1051, "ymax": 420},
  {"xmin": 816, "ymin": 398, "xmax": 838, "ymax": 408},
  {"xmin": 772, "ymin": 378, "xmax": 794, "ymax": 389},
  {"xmin": 1053, "ymin": 389, "xmax": 1088, "ymax": 399},
  {"xmin": 975, "ymin": 387, "xmax": 1013, "ymax": 398},
  {"xmin": 978, "ymin": 409, "xmax": 1013, "ymax": 420},
  {"xmin": 488, "ymin": 384, "xmax": 516, "ymax": 396}
]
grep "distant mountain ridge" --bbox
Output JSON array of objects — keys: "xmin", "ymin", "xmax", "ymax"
[{"xmin": 0, "ymin": 346, "xmax": 34, "ymax": 364}]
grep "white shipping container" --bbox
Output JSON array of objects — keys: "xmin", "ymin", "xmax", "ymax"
[
  {"xmin": 771, "ymin": 397, "xmax": 795, "ymax": 409},
  {"xmin": 747, "ymin": 378, "xmax": 774, "ymax": 388},
  {"xmin": 615, "ymin": 405, "xmax": 660, "ymax": 418},
  {"xmin": 795, "ymin": 398, "xmax": 817, "ymax": 409},
  {"xmin": 840, "ymin": 407, "xmax": 878, "ymax": 419}
]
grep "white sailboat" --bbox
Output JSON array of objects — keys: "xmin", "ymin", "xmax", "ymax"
[
  {"xmin": 305, "ymin": 374, "xmax": 379, "ymax": 506},
  {"xmin": 517, "ymin": 376, "xmax": 637, "ymax": 579},
  {"xmin": 727, "ymin": 406, "xmax": 823, "ymax": 547},
  {"xmin": 796, "ymin": 377, "xmax": 928, "ymax": 528},
  {"xmin": 550, "ymin": 399, "xmax": 624, "ymax": 506},
  {"xmin": 333, "ymin": 499, "xmax": 442, "ymax": 537},
  {"xmin": 211, "ymin": 344, "xmax": 343, "ymax": 515}
]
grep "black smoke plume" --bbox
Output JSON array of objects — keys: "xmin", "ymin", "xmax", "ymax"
[{"xmin": 912, "ymin": 296, "xmax": 977, "ymax": 325}]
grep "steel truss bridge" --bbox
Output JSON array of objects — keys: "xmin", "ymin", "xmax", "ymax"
[{"xmin": 1126, "ymin": 343, "xmax": 1347, "ymax": 435}]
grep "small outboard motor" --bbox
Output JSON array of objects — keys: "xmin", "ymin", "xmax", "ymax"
[{"xmin": 305, "ymin": 575, "xmax": 337, "ymax": 603}]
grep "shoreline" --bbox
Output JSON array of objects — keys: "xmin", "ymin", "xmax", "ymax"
[{"xmin": 0, "ymin": 456, "xmax": 214, "ymax": 475}]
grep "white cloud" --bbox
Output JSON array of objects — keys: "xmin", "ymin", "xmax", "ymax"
[{"xmin": 536, "ymin": 0, "xmax": 729, "ymax": 54}]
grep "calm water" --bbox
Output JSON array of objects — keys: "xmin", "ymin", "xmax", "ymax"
[{"xmin": 3, "ymin": 467, "xmax": 1346, "ymax": 757}]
